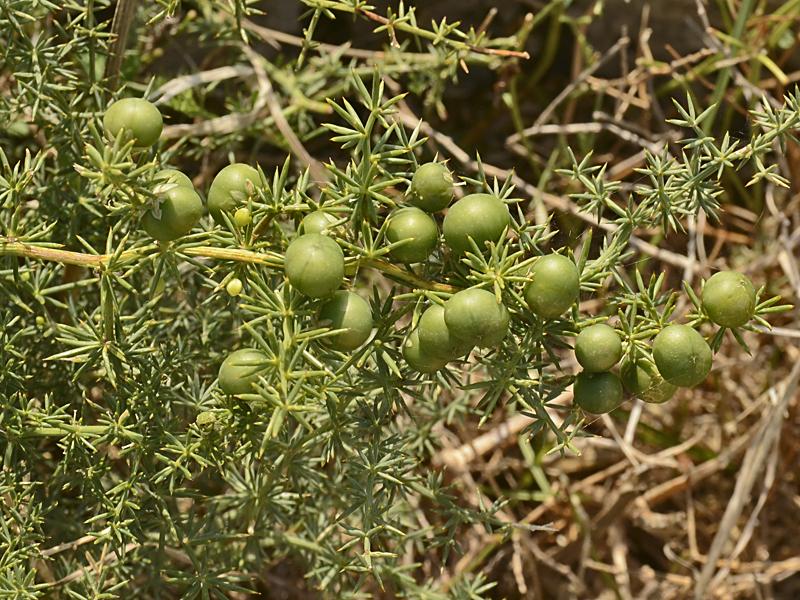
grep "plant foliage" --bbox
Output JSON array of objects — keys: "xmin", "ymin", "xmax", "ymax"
[{"xmin": 0, "ymin": 1, "xmax": 796, "ymax": 597}]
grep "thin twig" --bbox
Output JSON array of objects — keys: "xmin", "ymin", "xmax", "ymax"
[
  {"xmin": 104, "ymin": 0, "xmax": 138, "ymax": 91},
  {"xmin": 151, "ymin": 65, "xmax": 255, "ymax": 104},
  {"xmin": 356, "ymin": 7, "xmax": 530, "ymax": 59},
  {"xmin": 241, "ymin": 46, "xmax": 329, "ymax": 185},
  {"xmin": 694, "ymin": 360, "xmax": 800, "ymax": 599},
  {"xmin": 517, "ymin": 36, "xmax": 629, "ymax": 134},
  {"xmin": 0, "ymin": 239, "xmax": 457, "ymax": 294}
]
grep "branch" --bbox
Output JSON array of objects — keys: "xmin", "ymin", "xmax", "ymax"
[
  {"xmin": 104, "ymin": 0, "xmax": 138, "ymax": 90},
  {"xmin": 1, "ymin": 240, "xmax": 456, "ymax": 294},
  {"xmin": 356, "ymin": 6, "xmax": 530, "ymax": 59}
]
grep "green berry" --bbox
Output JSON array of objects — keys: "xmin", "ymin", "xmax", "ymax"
[
  {"xmin": 142, "ymin": 186, "xmax": 204, "ymax": 242},
  {"xmin": 219, "ymin": 349, "xmax": 269, "ymax": 396},
  {"xmin": 574, "ymin": 324, "xmax": 622, "ymax": 372},
  {"xmin": 155, "ymin": 168, "xmax": 193, "ymax": 190},
  {"xmin": 319, "ymin": 291, "xmax": 373, "ymax": 351},
  {"xmin": 207, "ymin": 163, "xmax": 260, "ymax": 224},
  {"xmin": 701, "ymin": 271, "xmax": 757, "ymax": 329},
  {"xmin": 385, "ymin": 207, "xmax": 439, "ymax": 263},
  {"xmin": 301, "ymin": 210, "xmax": 338, "ymax": 234},
  {"xmin": 403, "ymin": 330, "xmax": 448, "ymax": 374},
  {"xmin": 226, "ymin": 278, "xmax": 243, "ymax": 297},
  {"xmin": 444, "ymin": 288, "xmax": 509, "ymax": 348},
  {"xmin": 524, "ymin": 254, "xmax": 580, "ymax": 319},
  {"xmin": 407, "ymin": 162, "xmax": 454, "ymax": 212},
  {"xmin": 652, "ymin": 324, "xmax": 712, "ymax": 388},
  {"xmin": 574, "ymin": 371, "xmax": 624, "ymax": 414},
  {"xmin": 195, "ymin": 411, "xmax": 217, "ymax": 427},
  {"xmin": 442, "ymin": 193, "xmax": 510, "ymax": 254},
  {"xmin": 103, "ymin": 98, "xmax": 163, "ymax": 147},
  {"xmin": 417, "ymin": 304, "xmax": 472, "ymax": 360},
  {"xmin": 284, "ymin": 233, "xmax": 345, "ymax": 298},
  {"xmin": 233, "ymin": 207, "xmax": 252, "ymax": 228},
  {"xmin": 620, "ymin": 360, "xmax": 677, "ymax": 404}
]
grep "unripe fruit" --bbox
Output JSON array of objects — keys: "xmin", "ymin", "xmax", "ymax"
[
  {"xmin": 319, "ymin": 291, "xmax": 373, "ymax": 351},
  {"xmin": 525, "ymin": 254, "xmax": 580, "ymax": 319},
  {"xmin": 403, "ymin": 330, "xmax": 448, "ymax": 374},
  {"xmin": 407, "ymin": 162, "xmax": 454, "ymax": 212},
  {"xmin": 573, "ymin": 371, "xmax": 624, "ymax": 414},
  {"xmin": 301, "ymin": 210, "xmax": 338, "ymax": 234},
  {"xmin": 444, "ymin": 288, "xmax": 509, "ymax": 348},
  {"xmin": 195, "ymin": 411, "xmax": 217, "ymax": 427},
  {"xmin": 652, "ymin": 324, "xmax": 712, "ymax": 388},
  {"xmin": 385, "ymin": 207, "xmax": 439, "ymax": 263},
  {"xmin": 103, "ymin": 98, "xmax": 163, "ymax": 147},
  {"xmin": 226, "ymin": 278, "xmax": 243, "ymax": 297},
  {"xmin": 620, "ymin": 361, "xmax": 677, "ymax": 404},
  {"xmin": 417, "ymin": 304, "xmax": 472, "ymax": 360},
  {"xmin": 142, "ymin": 186, "xmax": 204, "ymax": 242},
  {"xmin": 207, "ymin": 163, "xmax": 260, "ymax": 224},
  {"xmin": 155, "ymin": 168, "xmax": 193, "ymax": 190},
  {"xmin": 701, "ymin": 271, "xmax": 756, "ymax": 328},
  {"xmin": 574, "ymin": 324, "xmax": 622, "ymax": 372},
  {"xmin": 219, "ymin": 348, "xmax": 269, "ymax": 396},
  {"xmin": 442, "ymin": 193, "xmax": 510, "ymax": 254},
  {"xmin": 233, "ymin": 207, "xmax": 252, "ymax": 228},
  {"xmin": 284, "ymin": 233, "xmax": 345, "ymax": 298}
]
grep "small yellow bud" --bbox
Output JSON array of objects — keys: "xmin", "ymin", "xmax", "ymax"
[
  {"xmin": 234, "ymin": 207, "xmax": 251, "ymax": 228},
  {"xmin": 226, "ymin": 278, "xmax": 243, "ymax": 297}
]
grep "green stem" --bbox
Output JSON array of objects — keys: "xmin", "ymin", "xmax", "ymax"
[
  {"xmin": 1, "ymin": 239, "xmax": 456, "ymax": 293},
  {"xmin": 360, "ymin": 257, "xmax": 457, "ymax": 294},
  {"xmin": 703, "ymin": 0, "xmax": 756, "ymax": 133},
  {"xmin": 306, "ymin": 1, "xmax": 529, "ymax": 59},
  {"xmin": 22, "ymin": 424, "xmax": 144, "ymax": 442}
]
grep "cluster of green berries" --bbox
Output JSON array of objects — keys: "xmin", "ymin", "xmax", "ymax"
[
  {"xmin": 573, "ymin": 270, "xmax": 757, "ymax": 414},
  {"xmin": 102, "ymin": 99, "xmax": 760, "ymax": 416},
  {"xmin": 103, "ymin": 98, "xmax": 203, "ymax": 242}
]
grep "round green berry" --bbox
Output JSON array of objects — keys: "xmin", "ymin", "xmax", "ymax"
[
  {"xmin": 444, "ymin": 288, "xmax": 509, "ymax": 348},
  {"xmin": 407, "ymin": 162, "xmax": 454, "ymax": 212},
  {"xmin": 195, "ymin": 410, "xmax": 217, "ymax": 427},
  {"xmin": 403, "ymin": 330, "xmax": 448, "ymax": 374},
  {"xmin": 652, "ymin": 324, "xmax": 712, "ymax": 388},
  {"xmin": 701, "ymin": 271, "xmax": 757, "ymax": 329},
  {"xmin": 417, "ymin": 304, "xmax": 472, "ymax": 361},
  {"xmin": 574, "ymin": 324, "xmax": 622, "ymax": 372},
  {"xmin": 524, "ymin": 254, "xmax": 580, "ymax": 319},
  {"xmin": 103, "ymin": 98, "xmax": 163, "ymax": 147},
  {"xmin": 218, "ymin": 348, "xmax": 269, "ymax": 396},
  {"xmin": 301, "ymin": 210, "xmax": 338, "ymax": 234},
  {"xmin": 207, "ymin": 163, "xmax": 260, "ymax": 224},
  {"xmin": 319, "ymin": 291, "xmax": 373, "ymax": 351},
  {"xmin": 385, "ymin": 207, "xmax": 439, "ymax": 264},
  {"xmin": 284, "ymin": 233, "xmax": 345, "ymax": 298},
  {"xmin": 573, "ymin": 371, "xmax": 624, "ymax": 414},
  {"xmin": 442, "ymin": 193, "xmax": 510, "ymax": 254},
  {"xmin": 226, "ymin": 278, "xmax": 243, "ymax": 297},
  {"xmin": 233, "ymin": 207, "xmax": 252, "ymax": 228},
  {"xmin": 142, "ymin": 186, "xmax": 204, "ymax": 242}
]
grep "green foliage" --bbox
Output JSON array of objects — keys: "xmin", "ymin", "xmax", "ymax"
[{"xmin": 0, "ymin": 0, "xmax": 797, "ymax": 597}]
